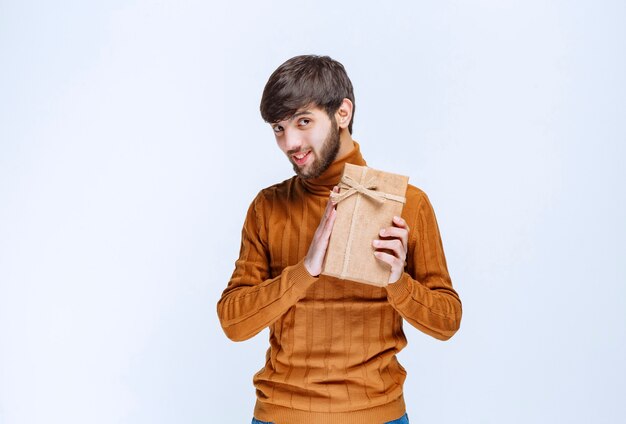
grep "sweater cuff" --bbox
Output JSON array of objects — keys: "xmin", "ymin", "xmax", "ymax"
[
  {"xmin": 384, "ymin": 272, "xmax": 411, "ymax": 302},
  {"xmin": 287, "ymin": 260, "xmax": 318, "ymax": 295}
]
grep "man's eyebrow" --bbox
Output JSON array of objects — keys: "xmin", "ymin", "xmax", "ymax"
[
  {"xmin": 290, "ymin": 110, "xmax": 313, "ymax": 120},
  {"xmin": 272, "ymin": 110, "xmax": 313, "ymax": 126}
]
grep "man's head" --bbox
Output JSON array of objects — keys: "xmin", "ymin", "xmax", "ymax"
[
  {"xmin": 260, "ymin": 55, "xmax": 355, "ymax": 179},
  {"xmin": 260, "ymin": 55, "xmax": 355, "ymax": 134}
]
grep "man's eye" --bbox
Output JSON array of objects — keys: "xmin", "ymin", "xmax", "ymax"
[
  {"xmin": 272, "ymin": 126, "xmax": 283, "ymax": 133},
  {"xmin": 298, "ymin": 118, "xmax": 310, "ymax": 126}
]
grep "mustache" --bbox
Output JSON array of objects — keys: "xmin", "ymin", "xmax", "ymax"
[{"xmin": 287, "ymin": 148, "xmax": 310, "ymax": 155}]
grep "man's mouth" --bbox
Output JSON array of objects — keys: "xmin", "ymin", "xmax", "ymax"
[{"xmin": 292, "ymin": 150, "xmax": 311, "ymax": 166}]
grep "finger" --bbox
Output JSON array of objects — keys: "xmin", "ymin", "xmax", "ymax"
[
  {"xmin": 322, "ymin": 207, "xmax": 337, "ymax": 238},
  {"xmin": 372, "ymin": 239, "xmax": 406, "ymax": 260},
  {"xmin": 379, "ymin": 227, "xmax": 409, "ymax": 251},
  {"xmin": 380, "ymin": 227, "xmax": 408, "ymax": 238},
  {"xmin": 313, "ymin": 206, "xmax": 336, "ymax": 242},
  {"xmin": 373, "ymin": 250, "xmax": 405, "ymax": 269},
  {"xmin": 330, "ymin": 185, "xmax": 340, "ymax": 205},
  {"xmin": 327, "ymin": 188, "xmax": 340, "ymax": 210},
  {"xmin": 319, "ymin": 186, "xmax": 339, "ymax": 230},
  {"xmin": 325, "ymin": 195, "xmax": 335, "ymax": 212},
  {"xmin": 311, "ymin": 208, "xmax": 336, "ymax": 262},
  {"xmin": 392, "ymin": 215, "xmax": 409, "ymax": 231},
  {"xmin": 318, "ymin": 196, "xmax": 334, "ymax": 229}
]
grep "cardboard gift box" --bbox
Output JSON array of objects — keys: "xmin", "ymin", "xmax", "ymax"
[{"xmin": 322, "ymin": 163, "xmax": 409, "ymax": 286}]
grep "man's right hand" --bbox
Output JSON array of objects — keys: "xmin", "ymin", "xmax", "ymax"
[{"xmin": 303, "ymin": 187, "xmax": 339, "ymax": 277}]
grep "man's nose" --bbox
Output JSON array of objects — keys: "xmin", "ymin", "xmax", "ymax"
[{"xmin": 283, "ymin": 129, "xmax": 303, "ymax": 153}]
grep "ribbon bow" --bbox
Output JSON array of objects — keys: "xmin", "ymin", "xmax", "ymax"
[{"xmin": 330, "ymin": 174, "xmax": 406, "ymax": 205}]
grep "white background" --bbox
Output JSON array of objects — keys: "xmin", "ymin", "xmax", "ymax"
[{"xmin": 1, "ymin": 1, "xmax": 625, "ymax": 423}]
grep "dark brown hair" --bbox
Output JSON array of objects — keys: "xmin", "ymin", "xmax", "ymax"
[{"xmin": 260, "ymin": 55, "xmax": 355, "ymax": 134}]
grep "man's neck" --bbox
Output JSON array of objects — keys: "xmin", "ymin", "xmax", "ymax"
[{"xmin": 335, "ymin": 129, "xmax": 355, "ymax": 162}]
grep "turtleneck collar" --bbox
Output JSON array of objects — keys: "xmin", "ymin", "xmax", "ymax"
[{"xmin": 299, "ymin": 141, "xmax": 367, "ymax": 196}]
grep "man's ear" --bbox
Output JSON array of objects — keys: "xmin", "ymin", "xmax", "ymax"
[{"xmin": 335, "ymin": 98, "xmax": 353, "ymax": 129}]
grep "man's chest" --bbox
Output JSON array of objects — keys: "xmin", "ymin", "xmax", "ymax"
[{"xmin": 266, "ymin": 196, "xmax": 326, "ymax": 277}]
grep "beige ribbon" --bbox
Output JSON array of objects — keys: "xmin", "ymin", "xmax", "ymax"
[{"xmin": 330, "ymin": 174, "xmax": 406, "ymax": 204}]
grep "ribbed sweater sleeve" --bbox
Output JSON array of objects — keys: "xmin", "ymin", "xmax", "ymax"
[
  {"xmin": 217, "ymin": 191, "xmax": 317, "ymax": 342},
  {"xmin": 385, "ymin": 189, "xmax": 462, "ymax": 340}
]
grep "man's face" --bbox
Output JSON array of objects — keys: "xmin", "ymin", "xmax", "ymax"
[{"xmin": 271, "ymin": 106, "xmax": 340, "ymax": 179}]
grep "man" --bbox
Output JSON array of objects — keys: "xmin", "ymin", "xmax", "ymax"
[{"xmin": 217, "ymin": 55, "xmax": 462, "ymax": 424}]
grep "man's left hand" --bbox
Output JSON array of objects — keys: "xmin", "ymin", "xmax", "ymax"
[{"xmin": 372, "ymin": 216, "xmax": 409, "ymax": 285}]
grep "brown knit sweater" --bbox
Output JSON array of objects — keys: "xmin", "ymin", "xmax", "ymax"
[{"xmin": 217, "ymin": 142, "xmax": 462, "ymax": 424}]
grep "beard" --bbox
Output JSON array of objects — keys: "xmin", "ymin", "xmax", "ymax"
[{"xmin": 292, "ymin": 119, "xmax": 341, "ymax": 180}]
